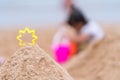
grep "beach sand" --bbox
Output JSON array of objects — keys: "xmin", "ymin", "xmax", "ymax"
[
  {"xmin": 66, "ymin": 26, "xmax": 120, "ymax": 80},
  {"xmin": 0, "ymin": 45, "xmax": 73, "ymax": 80},
  {"xmin": 0, "ymin": 24, "xmax": 120, "ymax": 80}
]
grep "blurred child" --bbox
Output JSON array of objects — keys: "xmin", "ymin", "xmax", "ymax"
[
  {"xmin": 52, "ymin": 2, "xmax": 104, "ymax": 64},
  {"xmin": 67, "ymin": 6, "xmax": 105, "ymax": 49}
]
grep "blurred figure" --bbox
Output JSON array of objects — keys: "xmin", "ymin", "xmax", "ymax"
[
  {"xmin": 51, "ymin": 0, "xmax": 104, "ymax": 64},
  {"xmin": 67, "ymin": 6, "xmax": 105, "ymax": 50}
]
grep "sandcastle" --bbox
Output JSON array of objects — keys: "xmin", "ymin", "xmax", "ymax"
[{"xmin": 0, "ymin": 45, "xmax": 73, "ymax": 80}]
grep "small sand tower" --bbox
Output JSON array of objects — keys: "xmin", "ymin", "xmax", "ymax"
[{"xmin": 0, "ymin": 45, "xmax": 73, "ymax": 80}]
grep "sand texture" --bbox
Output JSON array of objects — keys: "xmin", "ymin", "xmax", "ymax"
[{"xmin": 0, "ymin": 45, "xmax": 73, "ymax": 80}]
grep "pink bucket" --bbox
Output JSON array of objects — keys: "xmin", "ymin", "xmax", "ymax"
[{"xmin": 52, "ymin": 44, "xmax": 70, "ymax": 64}]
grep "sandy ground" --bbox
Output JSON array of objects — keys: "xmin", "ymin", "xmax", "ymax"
[
  {"xmin": 0, "ymin": 24, "xmax": 120, "ymax": 80},
  {"xmin": 66, "ymin": 26, "xmax": 120, "ymax": 80}
]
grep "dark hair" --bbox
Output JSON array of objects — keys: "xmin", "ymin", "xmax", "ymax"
[{"xmin": 67, "ymin": 6, "xmax": 88, "ymax": 26}]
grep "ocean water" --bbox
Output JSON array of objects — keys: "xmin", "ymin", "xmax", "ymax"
[{"xmin": 0, "ymin": 0, "xmax": 120, "ymax": 27}]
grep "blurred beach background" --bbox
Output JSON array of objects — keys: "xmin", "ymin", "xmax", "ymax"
[
  {"xmin": 0, "ymin": 0, "xmax": 120, "ymax": 80},
  {"xmin": 0, "ymin": 0, "xmax": 120, "ymax": 56},
  {"xmin": 0, "ymin": 0, "xmax": 120, "ymax": 27}
]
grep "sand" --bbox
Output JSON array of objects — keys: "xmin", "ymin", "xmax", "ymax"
[
  {"xmin": 0, "ymin": 25, "xmax": 120, "ymax": 80},
  {"xmin": 0, "ymin": 45, "xmax": 73, "ymax": 80},
  {"xmin": 66, "ymin": 26, "xmax": 120, "ymax": 80}
]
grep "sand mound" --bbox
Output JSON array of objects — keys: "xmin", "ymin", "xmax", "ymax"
[
  {"xmin": 66, "ymin": 27, "xmax": 120, "ymax": 80},
  {"xmin": 0, "ymin": 45, "xmax": 73, "ymax": 80}
]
